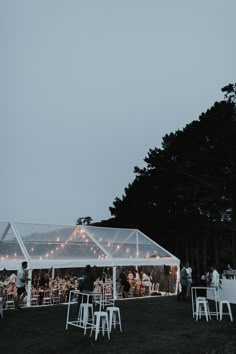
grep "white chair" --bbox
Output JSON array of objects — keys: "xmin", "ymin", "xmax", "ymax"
[
  {"xmin": 51, "ymin": 289, "xmax": 60, "ymax": 304},
  {"xmin": 31, "ymin": 297, "xmax": 38, "ymax": 306},
  {"xmin": 90, "ymin": 311, "xmax": 110, "ymax": 341},
  {"xmin": 31, "ymin": 289, "xmax": 39, "ymax": 306},
  {"xmin": 5, "ymin": 293, "xmax": 15, "ymax": 309},
  {"xmin": 195, "ymin": 297, "xmax": 211, "ymax": 322},
  {"xmin": 42, "ymin": 290, "xmax": 52, "ymax": 305},
  {"xmin": 219, "ymin": 300, "xmax": 233, "ymax": 322}
]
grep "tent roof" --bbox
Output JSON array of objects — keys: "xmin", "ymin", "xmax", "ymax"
[{"xmin": 0, "ymin": 222, "xmax": 179, "ymax": 270}]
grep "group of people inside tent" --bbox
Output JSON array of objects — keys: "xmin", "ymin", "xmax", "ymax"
[
  {"xmin": 118, "ymin": 269, "xmax": 153, "ymax": 297},
  {"xmin": 1, "ymin": 262, "xmax": 175, "ymax": 309}
]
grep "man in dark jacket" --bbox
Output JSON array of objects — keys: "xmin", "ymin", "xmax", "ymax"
[
  {"xmin": 79, "ymin": 265, "xmax": 95, "ymax": 292},
  {"xmin": 78, "ymin": 265, "xmax": 95, "ymax": 309}
]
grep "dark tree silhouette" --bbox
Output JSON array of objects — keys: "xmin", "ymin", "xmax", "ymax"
[
  {"xmin": 76, "ymin": 216, "xmax": 93, "ymax": 225},
  {"xmin": 104, "ymin": 84, "xmax": 236, "ymax": 274}
]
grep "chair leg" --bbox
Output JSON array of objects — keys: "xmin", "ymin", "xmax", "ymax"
[{"xmin": 227, "ymin": 303, "xmax": 233, "ymax": 322}]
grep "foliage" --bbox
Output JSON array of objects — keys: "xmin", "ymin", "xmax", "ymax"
[
  {"xmin": 104, "ymin": 84, "xmax": 236, "ymax": 273},
  {"xmin": 76, "ymin": 216, "xmax": 93, "ymax": 225}
]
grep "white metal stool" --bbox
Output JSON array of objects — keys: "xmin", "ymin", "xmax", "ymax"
[
  {"xmin": 90, "ymin": 311, "xmax": 110, "ymax": 341},
  {"xmin": 78, "ymin": 303, "xmax": 94, "ymax": 334},
  {"xmin": 196, "ymin": 297, "xmax": 211, "ymax": 321},
  {"xmin": 106, "ymin": 306, "xmax": 122, "ymax": 332},
  {"xmin": 219, "ymin": 300, "xmax": 233, "ymax": 322}
]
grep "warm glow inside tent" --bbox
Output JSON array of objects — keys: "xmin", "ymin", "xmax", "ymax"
[
  {"xmin": 0, "ymin": 222, "xmax": 180, "ymax": 271},
  {"xmin": 0, "ymin": 222, "xmax": 180, "ymax": 303}
]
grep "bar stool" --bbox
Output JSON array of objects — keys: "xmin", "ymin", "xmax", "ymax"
[
  {"xmin": 78, "ymin": 303, "xmax": 94, "ymax": 334},
  {"xmin": 196, "ymin": 297, "xmax": 211, "ymax": 321},
  {"xmin": 106, "ymin": 306, "xmax": 122, "ymax": 332},
  {"xmin": 90, "ymin": 311, "xmax": 110, "ymax": 341},
  {"xmin": 219, "ymin": 300, "xmax": 233, "ymax": 322}
]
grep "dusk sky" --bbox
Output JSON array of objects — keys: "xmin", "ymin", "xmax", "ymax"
[{"xmin": 1, "ymin": 0, "xmax": 235, "ymax": 225}]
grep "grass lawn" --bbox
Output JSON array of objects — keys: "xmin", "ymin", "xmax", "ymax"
[{"xmin": 0, "ymin": 296, "xmax": 236, "ymax": 354}]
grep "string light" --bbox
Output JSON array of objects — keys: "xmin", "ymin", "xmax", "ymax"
[{"xmin": 1, "ymin": 227, "xmax": 165, "ymax": 264}]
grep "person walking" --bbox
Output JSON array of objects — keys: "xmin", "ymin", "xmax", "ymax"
[{"xmin": 15, "ymin": 261, "xmax": 30, "ymax": 310}]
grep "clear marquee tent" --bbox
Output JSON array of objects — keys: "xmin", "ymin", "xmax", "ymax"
[{"xmin": 0, "ymin": 221, "xmax": 180, "ymax": 302}]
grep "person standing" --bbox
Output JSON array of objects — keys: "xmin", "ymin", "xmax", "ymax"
[
  {"xmin": 78, "ymin": 265, "xmax": 95, "ymax": 306},
  {"xmin": 119, "ymin": 270, "xmax": 131, "ymax": 298},
  {"xmin": 15, "ymin": 261, "xmax": 30, "ymax": 310},
  {"xmin": 177, "ymin": 264, "xmax": 188, "ymax": 301},
  {"xmin": 209, "ymin": 265, "xmax": 220, "ymax": 288},
  {"xmin": 140, "ymin": 270, "xmax": 152, "ymax": 296},
  {"xmin": 185, "ymin": 262, "xmax": 192, "ymax": 298}
]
